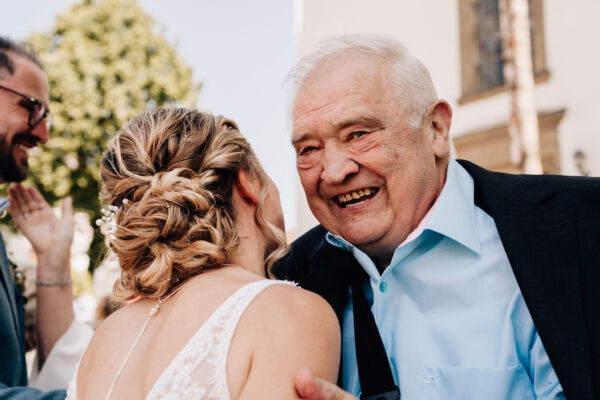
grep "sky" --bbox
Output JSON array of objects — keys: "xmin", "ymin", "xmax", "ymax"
[{"xmin": 1, "ymin": 0, "xmax": 300, "ymax": 230}]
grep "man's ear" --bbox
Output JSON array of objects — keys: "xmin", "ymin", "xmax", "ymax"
[
  {"xmin": 429, "ymin": 100, "xmax": 452, "ymax": 159},
  {"xmin": 234, "ymin": 169, "xmax": 260, "ymax": 205}
]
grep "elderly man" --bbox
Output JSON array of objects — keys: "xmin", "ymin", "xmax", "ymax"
[
  {"xmin": 277, "ymin": 35, "xmax": 599, "ymax": 400},
  {"xmin": 0, "ymin": 36, "xmax": 92, "ymax": 398}
]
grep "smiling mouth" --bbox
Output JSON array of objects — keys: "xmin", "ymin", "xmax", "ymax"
[
  {"xmin": 334, "ymin": 187, "xmax": 379, "ymax": 208},
  {"xmin": 13, "ymin": 138, "xmax": 37, "ymax": 154}
]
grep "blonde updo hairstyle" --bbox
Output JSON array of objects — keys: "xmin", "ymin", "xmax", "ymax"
[{"xmin": 100, "ymin": 108, "xmax": 287, "ymax": 301}]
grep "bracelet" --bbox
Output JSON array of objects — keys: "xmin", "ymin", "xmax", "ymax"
[{"xmin": 35, "ymin": 278, "xmax": 72, "ymax": 287}]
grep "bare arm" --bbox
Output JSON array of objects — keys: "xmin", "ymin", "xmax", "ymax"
[
  {"xmin": 236, "ymin": 285, "xmax": 341, "ymax": 399},
  {"xmin": 8, "ymin": 184, "xmax": 75, "ymax": 368}
]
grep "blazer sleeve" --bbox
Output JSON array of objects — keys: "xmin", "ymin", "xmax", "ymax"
[{"xmin": 0, "ymin": 384, "xmax": 65, "ymax": 400}]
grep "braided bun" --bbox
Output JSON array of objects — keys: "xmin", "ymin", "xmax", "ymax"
[{"xmin": 100, "ymin": 108, "xmax": 287, "ymax": 300}]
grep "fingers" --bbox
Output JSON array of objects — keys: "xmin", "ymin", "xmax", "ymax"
[
  {"xmin": 8, "ymin": 184, "xmax": 53, "ymax": 216},
  {"xmin": 8, "ymin": 196, "xmax": 22, "ymax": 221},
  {"xmin": 9, "ymin": 184, "xmax": 41, "ymax": 217},
  {"xmin": 295, "ymin": 369, "xmax": 357, "ymax": 400},
  {"xmin": 27, "ymin": 186, "xmax": 50, "ymax": 209},
  {"xmin": 8, "ymin": 185, "xmax": 30, "ymax": 222},
  {"xmin": 61, "ymin": 196, "xmax": 74, "ymax": 223}
]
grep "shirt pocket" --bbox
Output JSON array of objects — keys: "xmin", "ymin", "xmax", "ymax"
[{"xmin": 411, "ymin": 365, "xmax": 535, "ymax": 400}]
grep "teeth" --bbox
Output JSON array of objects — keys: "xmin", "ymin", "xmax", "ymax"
[{"xmin": 336, "ymin": 188, "xmax": 377, "ymax": 205}]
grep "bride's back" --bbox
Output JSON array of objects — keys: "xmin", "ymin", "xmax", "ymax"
[
  {"xmin": 75, "ymin": 108, "xmax": 340, "ymax": 399},
  {"xmin": 77, "ymin": 266, "xmax": 338, "ymax": 400},
  {"xmin": 77, "ymin": 267, "xmax": 248, "ymax": 399}
]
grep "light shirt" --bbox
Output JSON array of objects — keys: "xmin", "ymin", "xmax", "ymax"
[
  {"xmin": 29, "ymin": 320, "xmax": 93, "ymax": 390},
  {"xmin": 327, "ymin": 159, "xmax": 565, "ymax": 400}
]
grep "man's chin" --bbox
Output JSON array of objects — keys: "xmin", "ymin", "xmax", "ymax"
[
  {"xmin": 0, "ymin": 158, "xmax": 28, "ymax": 183},
  {"xmin": 334, "ymin": 225, "xmax": 384, "ymax": 247}
]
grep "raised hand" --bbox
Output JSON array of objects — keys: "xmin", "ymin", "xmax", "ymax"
[
  {"xmin": 8, "ymin": 183, "xmax": 73, "ymax": 279},
  {"xmin": 9, "ymin": 183, "xmax": 77, "ymax": 366},
  {"xmin": 296, "ymin": 369, "xmax": 357, "ymax": 400}
]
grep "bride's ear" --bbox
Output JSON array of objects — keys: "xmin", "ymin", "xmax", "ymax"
[{"xmin": 234, "ymin": 169, "xmax": 260, "ymax": 206}]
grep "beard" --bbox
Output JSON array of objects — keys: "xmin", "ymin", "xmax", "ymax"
[{"xmin": 0, "ymin": 132, "xmax": 31, "ymax": 183}]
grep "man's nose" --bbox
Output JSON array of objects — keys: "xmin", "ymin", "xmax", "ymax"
[
  {"xmin": 320, "ymin": 144, "xmax": 358, "ymax": 184},
  {"xmin": 30, "ymin": 120, "xmax": 49, "ymax": 144}
]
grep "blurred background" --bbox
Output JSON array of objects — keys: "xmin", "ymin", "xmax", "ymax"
[{"xmin": 2, "ymin": 0, "xmax": 598, "ymax": 328}]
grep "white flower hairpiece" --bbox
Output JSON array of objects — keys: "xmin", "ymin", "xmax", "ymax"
[{"xmin": 96, "ymin": 198, "xmax": 130, "ymax": 240}]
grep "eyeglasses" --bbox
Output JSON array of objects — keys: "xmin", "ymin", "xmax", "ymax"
[{"xmin": 0, "ymin": 84, "xmax": 52, "ymax": 130}]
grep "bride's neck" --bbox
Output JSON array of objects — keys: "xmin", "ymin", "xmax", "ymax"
[{"xmin": 227, "ymin": 223, "xmax": 268, "ymax": 278}]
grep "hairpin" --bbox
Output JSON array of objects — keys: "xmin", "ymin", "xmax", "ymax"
[{"xmin": 96, "ymin": 199, "xmax": 129, "ymax": 240}]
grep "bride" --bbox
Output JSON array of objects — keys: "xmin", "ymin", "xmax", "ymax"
[{"xmin": 68, "ymin": 108, "xmax": 340, "ymax": 399}]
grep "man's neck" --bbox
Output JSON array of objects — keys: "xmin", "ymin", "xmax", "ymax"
[{"xmin": 367, "ymin": 160, "xmax": 450, "ymax": 273}]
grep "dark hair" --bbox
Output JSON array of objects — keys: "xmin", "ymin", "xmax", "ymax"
[{"xmin": 0, "ymin": 36, "xmax": 44, "ymax": 78}]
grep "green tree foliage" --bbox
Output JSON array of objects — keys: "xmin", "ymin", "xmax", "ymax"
[{"xmin": 27, "ymin": 0, "xmax": 200, "ymax": 271}]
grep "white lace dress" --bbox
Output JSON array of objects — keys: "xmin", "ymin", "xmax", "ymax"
[{"xmin": 66, "ymin": 279, "xmax": 295, "ymax": 400}]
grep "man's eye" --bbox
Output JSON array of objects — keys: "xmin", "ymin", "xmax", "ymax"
[
  {"xmin": 298, "ymin": 146, "xmax": 318, "ymax": 155},
  {"xmin": 351, "ymin": 131, "xmax": 369, "ymax": 139},
  {"xmin": 19, "ymin": 100, "xmax": 36, "ymax": 112}
]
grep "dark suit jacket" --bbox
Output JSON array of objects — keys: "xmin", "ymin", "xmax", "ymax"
[
  {"xmin": 0, "ymin": 235, "xmax": 65, "ymax": 399},
  {"xmin": 273, "ymin": 160, "xmax": 600, "ymax": 400}
]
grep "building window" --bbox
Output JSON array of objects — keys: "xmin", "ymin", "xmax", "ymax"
[
  {"xmin": 476, "ymin": 0, "xmax": 504, "ymax": 91},
  {"xmin": 459, "ymin": 0, "xmax": 548, "ymax": 102}
]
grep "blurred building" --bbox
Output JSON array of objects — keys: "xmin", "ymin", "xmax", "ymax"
[{"xmin": 294, "ymin": 0, "xmax": 600, "ymax": 234}]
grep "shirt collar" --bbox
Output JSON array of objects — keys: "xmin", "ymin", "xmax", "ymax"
[
  {"xmin": 423, "ymin": 158, "xmax": 481, "ymax": 254},
  {"xmin": 326, "ymin": 159, "xmax": 481, "ymax": 256}
]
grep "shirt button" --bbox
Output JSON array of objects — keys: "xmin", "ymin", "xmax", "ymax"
[{"xmin": 379, "ymin": 281, "xmax": 388, "ymax": 293}]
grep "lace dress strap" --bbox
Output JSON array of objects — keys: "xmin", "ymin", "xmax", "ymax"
[{"xmin": 146, "ymin": 279, "xmax": 296, "ymax": 400}]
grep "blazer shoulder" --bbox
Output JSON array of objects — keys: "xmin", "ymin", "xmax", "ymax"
[
  {"xmin": 458, "ymin": 159, "xmax": 600, "ymax": 207},
  {"xmin": 272, "ymin": 225, "xmax": 326, "ymax": 280},
  {"xmin": 291, "ymin": 225, "xmax": 328, "ymax": 251}
]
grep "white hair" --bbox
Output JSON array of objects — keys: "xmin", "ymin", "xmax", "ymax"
[{"xmin": 287, "ymin": 34, "xmax": 438, "ymax": 129}]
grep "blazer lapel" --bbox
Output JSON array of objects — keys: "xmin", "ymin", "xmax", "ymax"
[
  {"xmin": 459, "ymin": 160, "xmax": 593, "ymax": 399},
  {"xmin": 274, "ymin": 225, "xmax": 355, "ymax": 325},
  {"xmin": 307, "ymin": 237, "xmax": 356, "ymax": 325}
]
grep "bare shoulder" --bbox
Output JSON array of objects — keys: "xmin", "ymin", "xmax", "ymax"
[
  {"xmin": 229, "ymin": 281, "xmax": 341, "ymax": 398},
  {"xmin": 79, "ymin": 301, "xmax": 148, "ymax": 366},
  {"xmin": 243, "ymin": 281, "xmax": 341, "ymax": 373},
  {"xmin": 252, "ymin": 281, "xmax": 339, "ymax": 331},
  {"xmin": 95, "ymin": 299, "xmax": 148, "ymax": 336}
]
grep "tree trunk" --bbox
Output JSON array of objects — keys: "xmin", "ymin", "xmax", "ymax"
[{"xmin": 499, "ymin": 0, "xmax": 543, "ymax": 174}]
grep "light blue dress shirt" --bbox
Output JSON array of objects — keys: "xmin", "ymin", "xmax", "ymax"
[{"xmin": 327, "ymin": 159, "xmax": 565, "ymax": 400}]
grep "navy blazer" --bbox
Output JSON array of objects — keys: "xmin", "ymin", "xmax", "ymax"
[
  {"xmin": 0, "ymin": 235, "xmax": 65, "ymax": 399},
  {"xmin": 274, "ymin": 160, "xmax": 600, "ymax": 400}
]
